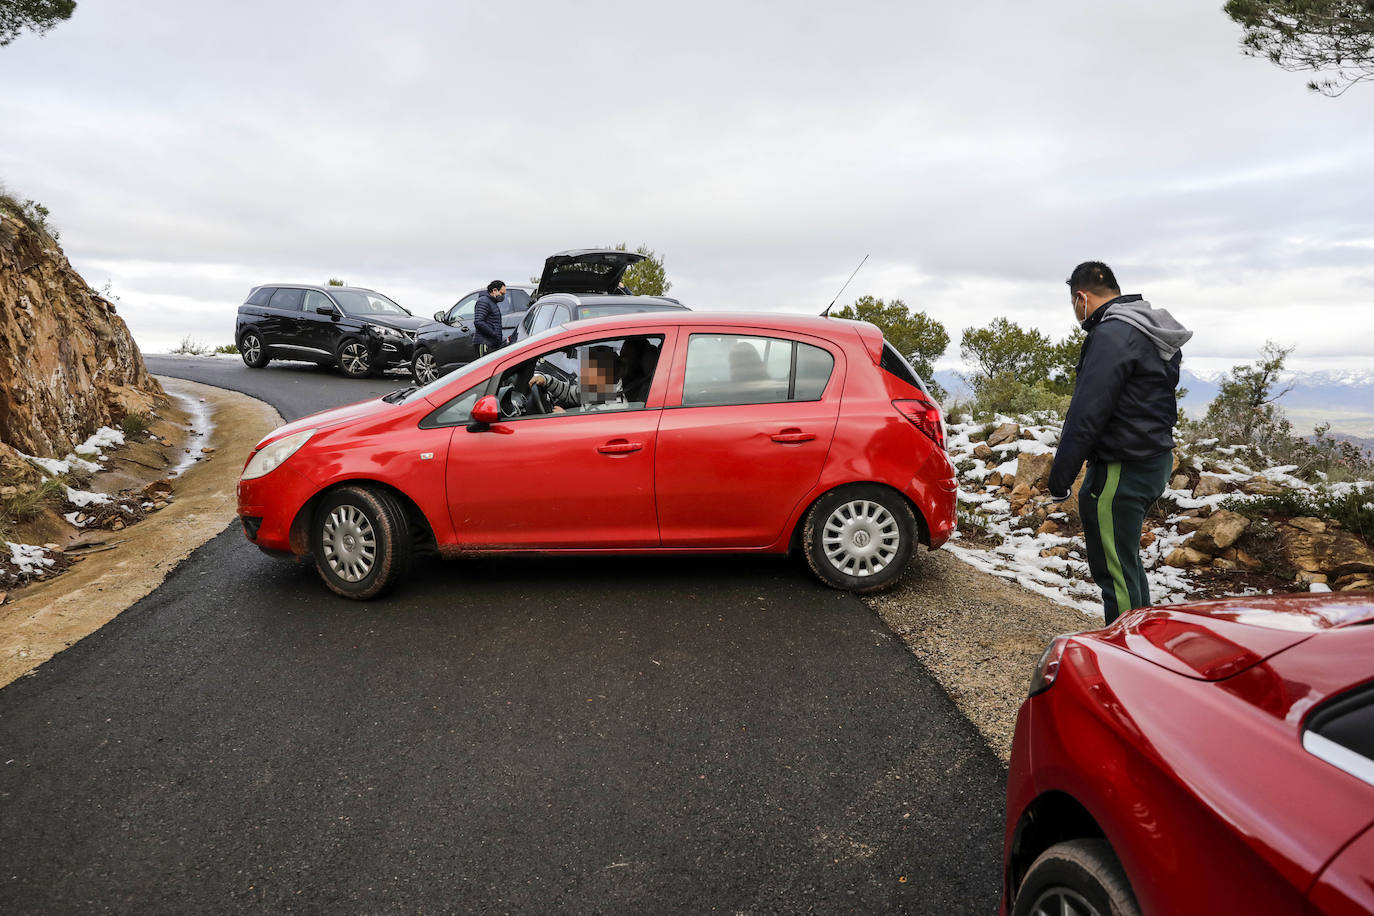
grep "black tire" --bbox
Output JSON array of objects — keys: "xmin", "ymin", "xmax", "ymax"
[
  {"xmin": 1011, "ymin": 839, "xmax": 1140, "ymax": 916},
  {"xmin": 337, "ymin": 339, "xmax": 372, "ymax": 378},
  {"xmin": 803, "ymin": 484, "xmax": 916, "ymax": 593},
  {"xmin": 412, "ymin": 348, "xmax": 439, "ymax": 385},
  {"xmin": 310, "ymin": 486, "xmax": 412, "ymax": 600},
  {"xmin": 239, "ymin": 331, "xmax": 269, "ymax": 368}
]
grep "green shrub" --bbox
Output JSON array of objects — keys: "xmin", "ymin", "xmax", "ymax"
[
  {"xmin": 168, "ymin": 335, "xmax": 213, "ymax": 356},
  {"xmin": 120, "ymin": 412, "xmax": 150, "ymax": 438},
  {"xmin": 2, "ymin": 476, "xmax": 70, "ymax": 523},
  {"xmin": 1222, "ymin": 487, "xmax": 1374, "ymax": 542},
  {"xmin": 214, "ymin": 343, "xmax": 239, "ymax": 355}
]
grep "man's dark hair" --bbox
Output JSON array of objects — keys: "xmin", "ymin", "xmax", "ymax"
[
  {"xmin": 1065, "ymin": 262, "xmax": 1120, "ymax": 297},
  {"xmin": 487, "ymin": 280, "xmax": 506, "ymax": 294}
]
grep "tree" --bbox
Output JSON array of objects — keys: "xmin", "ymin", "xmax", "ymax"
[
  {"xmin": 327, "ymin": 278, "xmax": 346, "ymax": 286},
  {"xmin": 959, "ymin": 318, "xmax": 1082, "ymax": 418},
  {"xmin": 612, "ymin": 243, "xmax": 671, "ymax": 296},
  {"xmin": 1225, "ymin": 0, "xmax": 1374, "ymax": 95},
  {"xmin": 831, "ymin": 296, "xmax": 949, "ymax": 399},
  {"xmin": 1202, "ymin": 340, "xmax": 1297, "ymax": 446},
  {"xmin": 1, "ymin": 0, "xmax": 76, "ymax": 47}
]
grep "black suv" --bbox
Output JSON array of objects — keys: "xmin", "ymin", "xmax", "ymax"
[{"xmin": 235, "ymin": 284, "xmax": 429, "ymax": 378}]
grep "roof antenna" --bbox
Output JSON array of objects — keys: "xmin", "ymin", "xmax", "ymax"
[{"xmin": 820, "ymin": 254, "xmax": 868, "ymax": 317}]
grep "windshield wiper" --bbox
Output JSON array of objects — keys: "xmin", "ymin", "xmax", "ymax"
[{"xmin": 382, "ymin": 386, "xmax": 417, "ymax": 404}]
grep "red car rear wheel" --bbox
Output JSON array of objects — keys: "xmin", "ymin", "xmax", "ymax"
[{"xmin": 1012, "ymin": 839, "xmax": 1139, "ymax": 916}]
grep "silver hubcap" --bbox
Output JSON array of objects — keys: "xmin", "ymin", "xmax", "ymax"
[
  {"xmin": 242, "ymin": 336, "xmax": 261, "ymax": 363},
  {"xmin": 414, "ymin": 352, "xmax": 437, "ymax": 383},
  {"xmin": 1027, "ymin": 887, "xmax": 1102, "ymax": 916},
  {"xmin": 342, "ymin": 343, "xmax": 369, "ymax": 375},
  {"xmin": 822, "ymin": 499, "xmax": 901, "ymax": 577},
  {"xmin": 321, "ymin": 504, "xmax": 377, "ymax": 582}
]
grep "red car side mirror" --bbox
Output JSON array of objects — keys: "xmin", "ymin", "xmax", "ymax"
[{"xmin": 470, "ymin": 395, "xmax": 500, "ymax": 425}]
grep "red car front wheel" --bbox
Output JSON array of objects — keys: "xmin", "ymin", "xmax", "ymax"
[
  {"xmin": 310, "ymin": 486, "xmax": 412, "ymax": 600},
  {"xmin": 1012, "ymin": 839, "xmax": 1140, "ymax": 916}
]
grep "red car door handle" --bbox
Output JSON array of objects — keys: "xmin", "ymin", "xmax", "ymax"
[
  {"xmin": 771, "ymin": 429, "xmax": 816, "ymax": 443},
  {"xmin": 597, "ymin": 440, "xmax": 643, "ymax": 455}
]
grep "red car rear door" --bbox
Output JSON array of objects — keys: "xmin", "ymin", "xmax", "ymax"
[{"xmin": 655, "ymin": 328, "xmax": 843, "ymax": 548}]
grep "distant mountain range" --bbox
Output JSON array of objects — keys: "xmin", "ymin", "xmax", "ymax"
[{"xmin": 931, "ymin": 367, "xmax": 1374, "ymax": 439}]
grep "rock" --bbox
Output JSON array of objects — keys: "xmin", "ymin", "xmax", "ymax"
[
  {"xmin": 111, "ymin": 519, "xmax": 125, "ymax": 531},
  {"xmin": 1036, "ymin": 519, "xmax": 1060, "ymax": 536},
  {"xmin": 0, "ymin": 209, "xmax": 164, "ymax": 458},
  {"xmin": 1014, "ymin": 452, "xmax": 1054, "ymax": 492},
  {"xmin": 1039, "ymin": 546, "xmax": 1070, "ymax": 559},
  {"xmin": 1181, "ymin": 508, "xmax": 1211, "ymax": 518},
  {"xmin": 1166, "ymin": 547, "xmax": 1213, "ymax": 568},
  {"xmin": 1296, "ymin": 571, "xmax": 1328, "ymax": 586},
  {"xmin": 159, "ymin": 438, "xmax": 173, "ymax": 448},
  {"xmin": 1192, "ymin": 476, "xmax": 1229, "ymax": 498},
  {"xmin": 1242, "ymin": 476, "xmax": 1286, "ymax": 496},
  {"xmin": 1009, "ymin": 482, "xmax": 1032, "ymax": 515},
  {"xmin": 1280, "ymin": 527, "xmax": 1374, "ymax": 579},
  {"xmin": 986, "ymin": 471, "xmax": 1003, "ymax": 488},
  {"xmin": 0, "ymin": 591, "xmax": 6, "ymax": 605},
  {"xmin": 142, "ymin": 478, "xmax": 174, "ymax": 499},
  {"xmin": 1178, "ymin": 517, "xmax": 1207, "ymax": 535},
  {"xmin": 153, "ymin": 500, "xmax": 167, "ymax": 510},
  {"xmin": 1188, "ymin": 510, "xmax": 1251, "ymax": 554},
  {"xmin": 972, "ymin": 443, "xmax": 994, "ymax": 461},
  {"xmin": 1221, "ymin": 547, "xmax": 1262, "ymax": 570},
  {"xmin": 1339, "ymin": 579, "xmax": 1374, "ymax": 592},
  {"xmin": 1140, "ymin": 531, "xmax": 1156, "ymax": 549},
  {"xmin": 202, "ymin": 446, "xmax": 215, "ymax": 454},
  {"xmin": 1020, "ymin": 430, "xmax": 1037, "ymax": 440},
  {"xmin": 1333, "ymin": 573, "xmax": 1374, "ymax": 590},
  {"xmin": 987, "ymin": 423, "xmax": 1021, "ymax": 448},
  {"xmin": 1212, "ymin": 558, "xmax": 1240, "ymax": 571},
  {"xmin": 1170, "ymin": 474, "xmax": 1190, "ymax": 490},
  {"xmin": 1288, "ymin": 517, "xmax": 1326, "ymax": 534}
]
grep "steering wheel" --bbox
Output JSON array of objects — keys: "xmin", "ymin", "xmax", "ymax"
[
  {"xmin": 527, "ymin": 379, "xmax": 549, "ymax": 415},
  {"xmin": 498, "ymin": 386, "xmax": 527, "ymax": 419}
]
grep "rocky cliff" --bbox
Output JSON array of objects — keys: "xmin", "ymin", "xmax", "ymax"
[{"xmin": 0, "ymin": 202, "xmax": 163, "ymax": 457}]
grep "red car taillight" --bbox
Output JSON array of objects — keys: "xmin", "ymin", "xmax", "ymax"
[
  {"xmin": 1028, "ymin": 635, "xmax": 1072, "ymax": 697},
  {"xmin": 893, "ymin": 397, "xmax": 945, "ymax": 451}
]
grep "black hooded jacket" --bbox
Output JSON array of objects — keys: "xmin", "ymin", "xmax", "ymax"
[{"xmin": 1047, "ymin": 295, "xmax": 1191, "ymax": 498}]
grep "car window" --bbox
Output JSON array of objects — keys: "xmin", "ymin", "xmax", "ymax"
[
  {"xmin": 302, "ymin": 290, "xmax": 334, "ymax": 314},
  {"xmin": 530, "ymin": 305, "xmax": 561, "ymax": 336},
  {"xmin": 681, "ymin": 334, "xmax": 835, "ymax": 407},
  {"xmin": 501, "ymin": 289, "xmax": 530, "ymax": 314},
  {"xmin": 268, "ymin": 288, "xmax": 305, "ymax": 312},
  {"xmin": 246, "ymin": 287, "xmax": 274, "ymax": 307},
  {"xmin": 419, "ymin": 381, "xmax": 486, "ymax": 428},
  {"xmin": 494, "ymin": 335, "xmax": 666, "ymax": 418},
  {"xmin": 1305, "ymin": 682, "xmax": 1374, "ymax": 787},
  {"xmin": 330, "ymin": 289, "xmax": 410, "ymax": 316},
  {"xmin": 448, "ymin": 293, "xmax": 479, "ymax": 323}
]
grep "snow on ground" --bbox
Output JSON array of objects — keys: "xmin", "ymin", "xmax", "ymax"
[{"xmin": 941, "ymin": 414, "xmax": 1322, "ymax": 617}]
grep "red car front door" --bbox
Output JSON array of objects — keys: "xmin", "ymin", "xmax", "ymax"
[{"xmin": 655, "ymin": 329, "xmax": 843, "ymax": 548}]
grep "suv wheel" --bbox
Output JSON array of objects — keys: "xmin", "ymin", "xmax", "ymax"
[
  {"xmin": 803, "ymin": 484, "xmax": 915, "ymax": 593},
  {"xmin": 310, "ymin": 486, "xmax": 412, "ymax": 600},
  {"xmin": 1011, "ymin": 839, "xmax": 1140, "ymax": 916},
  {"xmin": 412, "ymin": 348, "xmax": 439, "ymax": 384},
  {"xmin": 337, "ymin": 340, "xmax": 372, "ymax": 378},
  {"xmin": 239, "ymin": 331, "xmax": 269, "ymax": 368}
]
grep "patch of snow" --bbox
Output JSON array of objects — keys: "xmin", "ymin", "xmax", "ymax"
[{"xmin": 65, "ymin": 486, "xmax": 112, "ymax": 508}]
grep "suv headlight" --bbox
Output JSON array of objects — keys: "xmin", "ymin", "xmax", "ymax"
[
  {"xmin": 241, "ymin": 429, "xmax": 316, "ymax": 480},
  {"xmin": 367, "ymin": 323, "xmax": 404, "ymax": 339}
]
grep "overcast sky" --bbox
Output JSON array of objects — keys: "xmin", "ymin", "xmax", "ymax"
[{"xmin": 3, "ymin": 0, "xmax": 1373, "ymax": 372}]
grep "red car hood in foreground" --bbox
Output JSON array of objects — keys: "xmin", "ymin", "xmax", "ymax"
[{"xmin": 1100, "ymin": 593, "xmax": 1374, "ymax": 682}]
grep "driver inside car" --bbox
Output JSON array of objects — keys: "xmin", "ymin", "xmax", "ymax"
[{"xmin": 529, "ymin": 344, "xmax": 627, "ymax": 413}]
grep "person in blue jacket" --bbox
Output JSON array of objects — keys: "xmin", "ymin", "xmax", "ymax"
[
  {"xmin": 473, "ymin": 281, "xmax": 507, "ymax": 358},
  {"xmin": 1048, "ymin": 262, "xmax": 1193, "ymax": 624}
]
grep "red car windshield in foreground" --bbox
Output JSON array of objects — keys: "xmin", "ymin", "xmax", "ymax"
[
  {"xmin": 1002, "ymin": 592, "xmax": 1374, "ymax": 916},
  {"xmin": 237, "ymin": 311, "xmax": 957, "ymax": 599}
]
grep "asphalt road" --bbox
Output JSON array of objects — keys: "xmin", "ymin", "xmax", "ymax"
[{"xmin": 0, "ymin": 355, "xmax": 1006, "ymax": 914}]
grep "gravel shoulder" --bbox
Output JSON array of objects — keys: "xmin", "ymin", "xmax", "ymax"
[
  {"xmin": 0, "ymin": 377, "xmax": 280, "ymax": 687},
  {"xmin": 869, "ymin": 546, "xmax": 1102, "ymax": 763}
]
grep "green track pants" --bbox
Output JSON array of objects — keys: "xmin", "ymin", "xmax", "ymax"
[{"xmin": 1078, "ymin": 451, "xmax": 1174, "ymax": 624}]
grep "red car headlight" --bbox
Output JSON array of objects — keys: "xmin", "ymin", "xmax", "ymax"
[{"xmin": 1028, "ymin": 635, "xmax": 1073, "ymax": 697}]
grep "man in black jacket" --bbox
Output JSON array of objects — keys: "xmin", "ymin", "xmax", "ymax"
[
  {"xmin": 1048, "ymin": 262, "xmax": 1193, "ymax": 623},
  {"xmin": 473, "ymin": 281, "xmax": 507, "ymax": 357}
]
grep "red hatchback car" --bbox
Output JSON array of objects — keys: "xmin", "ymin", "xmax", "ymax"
[
  {"xmin": 1002, "ymin": 593, "xmax": 1374, "ymax": 916},
  {"xmin": 237, "ymin": 311, "xmax": 956, "ymax": 599}
]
